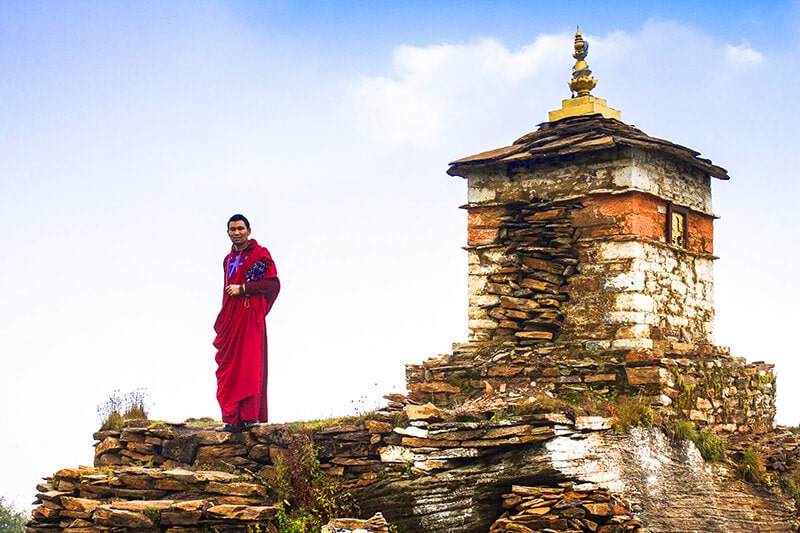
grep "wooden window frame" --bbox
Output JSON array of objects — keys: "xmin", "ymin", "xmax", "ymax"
[{"xmin": 666, "ymin": 203, "xmax": 689, "ymax": 249}]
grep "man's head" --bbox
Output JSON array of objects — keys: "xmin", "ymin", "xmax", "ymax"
[
  {"xmin": 227, "ymin": 214, "xmax": 252, "ymax": 249},
  {"xmin": 228, "ymin": 214, "xmax": 250, "ymax": 230}
]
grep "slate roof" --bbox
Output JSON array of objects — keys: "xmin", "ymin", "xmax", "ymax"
[{"xmin": 447, "ymin": 114, "xmax": 729, "ymax": 180}]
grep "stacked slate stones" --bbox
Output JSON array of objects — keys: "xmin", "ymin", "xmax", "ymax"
[
  {"xmin": 28, "ymin": 465, "xmax": 278, "ymax": 532},
  {"xmin": 490, "ymin": 484, "xmax": 646, "ymax": 532},
  {"xmin": 405, "ymin": 341, "xmax": 778, "ymax": 435},
  {"xmin": 474, "ymin": 199, "xmax": 581, "ymax": 344}
]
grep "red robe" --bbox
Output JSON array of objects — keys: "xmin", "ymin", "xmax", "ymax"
[{"xmin": 213, "ymin": 239, "xmax": 280, "ymax": 425}]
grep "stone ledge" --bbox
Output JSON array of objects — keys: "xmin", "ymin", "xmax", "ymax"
[{"xmin": 406, "ymin": 341, "xmax": 776, "ymax": 434}]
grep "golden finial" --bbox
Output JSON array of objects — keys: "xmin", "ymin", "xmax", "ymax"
[
  {"xmin": 569, "ymin": 28, "xmax": 597, "ymax": 97},
  {"xmin": 548, "ymin": 27, "xmax": 621, "ymax": 122}
]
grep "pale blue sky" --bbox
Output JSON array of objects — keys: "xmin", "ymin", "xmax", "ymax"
[{"xmin": 1, "ymin": 0, "xmax": 798, "ymax": 509}]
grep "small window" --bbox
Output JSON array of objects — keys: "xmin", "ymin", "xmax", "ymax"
[{"xmin": 667, "ymin": 204, "xmax": 688, "ymax": 248}]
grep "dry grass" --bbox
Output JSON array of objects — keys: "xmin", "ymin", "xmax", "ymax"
[{"xmin": 97, "ymin": 389, "xmax": 150, "ymax": 430}]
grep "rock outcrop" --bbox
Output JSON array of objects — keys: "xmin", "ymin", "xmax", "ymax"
[{"xmin": 26, "ymin": 390, "xmax": 800, "ymax": 532}]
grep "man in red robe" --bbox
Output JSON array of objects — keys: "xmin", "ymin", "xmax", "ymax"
[{"xmin": 213, "ymin": 214, "xmax": 280, "ymax": 432}]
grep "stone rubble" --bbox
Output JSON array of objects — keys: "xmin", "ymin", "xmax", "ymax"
[
  {"xmin": 28, "ymin": 464, "xmax": 277, "ymax": 532},
  {"xmin": 321, "ymin": 512, "xmax": 389, "ymax": 532},
  {"xmin": 490, "ymin": 484, "xmax": 647, "ymax": 533},
  {"xmin": 465, "ymin": 199, "xmax": 581, "ymax": 344}
]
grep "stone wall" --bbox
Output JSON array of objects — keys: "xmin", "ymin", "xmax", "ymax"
[
  {"xmin": 581, "ymin": 193, "xmax": 714, "ymax": 255},
  {"xmin": 570, "ymin": 190, "xmax": 716, "ymax": 348},
  {"xmin": 406, "ymin": 341, "xmax": 776, "ymax": 435},
  {"xmin": 466, "ymin": 199, "xmax": 580, "ymax": 343},
  {"xmin": 564, "ymin": 237, "xmax": 715, "ymax": 349},
  {"xmin": 465, "ymin": 147, "xmax": 712, "ymax": 215},
  {"xmin": 465, "ymin": 189, "xmax": 716, "ymax": 347},
  {"xmin": 608, "ymin": 148, "xmax": 713, "ymax": 214}
]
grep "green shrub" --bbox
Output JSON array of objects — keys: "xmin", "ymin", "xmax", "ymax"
[
  {"xmin": 141, "ymin": 506, "xmax": 161, "ymax": 522},
  {"xmin": 694, "ymin": 431, "xmax": 726, "ymax": 462},
  {"xmin": 739, "ymin": 446, "xmax": 765, "ymax": 482},
  {"xmin": 0, "ymin": 497, "xmax": 26, "ymax": 533},
  {"xmin": 669, "ymin": 420, "xmax": 698, "ymax": 442},
  {"xmin": 97, "ymin": 389, "xmax": 150, "ymax": 430},
  {"xmin": 267, "ymin": 431, "xmax": 356, "ymax": 533},
  {"xmin": 556, "ymin": 387, "xmax": 597, "ymax": 412},
  {"xmin": 667, "ymin": 420, "xmax": 725, "ymax": 462},
  {"xmin": 506, "ymin": 399, "xmax": 543, "ymax": 418},
  {"xmin": 781, "ymin": 466, "xmax": 800, "ymax": 503},
  {"xmin": 609, "ymin": 395, "xmax": 654, "ymax": 433},
  {"xmin": 780, "ymin": 477, "xmax": 798, "ymax": 499}
]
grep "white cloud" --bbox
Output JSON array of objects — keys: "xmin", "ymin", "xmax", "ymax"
[
  {"xmin": 725, "ymin": 41, "xmax": 765, "ymax": 66},
  {"xmin": 347, "ymin": 22, "xmax": 770, "ymax": 153},
  {"xmin": 348, "ymin": 35, "xmax": 570, "ymax": 148}
]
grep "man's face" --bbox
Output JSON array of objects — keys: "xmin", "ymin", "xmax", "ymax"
[{"xmin": 227, "ymin": 220, "xmax": 251, "ymax": 247}]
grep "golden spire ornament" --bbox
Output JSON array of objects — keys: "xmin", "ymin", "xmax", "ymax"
[
  {"xmin": 548, "ymin": 28, "xmax": 621, "ymax": 122},
  {"xmin": 569, "ymin": 29, "xmax": 597, "ymax": 97}
]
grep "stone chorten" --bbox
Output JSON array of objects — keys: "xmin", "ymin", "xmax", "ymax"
[
  {"xmin": 406, "ymin": 30, "xmax": 774, "ymax": 436},
  {"xmin": 448, "ymin": 29, "xmax": 728, "ymax": 351}
]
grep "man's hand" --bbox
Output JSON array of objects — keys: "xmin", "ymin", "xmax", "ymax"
[{"xmin": 225, "ymin": 284, "xmax": 244, "ymax": 296}]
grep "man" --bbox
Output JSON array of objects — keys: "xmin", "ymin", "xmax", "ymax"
[{"xmin": 213, "ymin": 214, "xmax": 280, "ymax": 432}]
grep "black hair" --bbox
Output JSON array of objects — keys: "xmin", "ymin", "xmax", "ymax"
[{"xmin": 227, "ymin": 214, "xmax": 250, "ymax": 229}]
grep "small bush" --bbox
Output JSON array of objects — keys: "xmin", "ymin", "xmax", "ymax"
[
  {"xmin": 275, "ymin": 505, "xmax": 311, "ymax": 533},
  {"xmin": 0, "ymin": 497, "xmax": 27, "ymax": 533},
  {"xmin": 531, "ymin": 394, "xmax": 573, "ymax": 414},
  {"xmin": 739, "ymin": 446, "xmax": 766, "ymax": 482},
  {"xmin": 493, "ymin": 393, "xmax": 577, "ymax": 420},
  {"xmin": 97, "ymin": 389, "xmax": 150, "ymax": 430},
  {"xmin": 781, "ymin": 466, "xmax": 800, "ymax": 503},
  {"xmin": 141, "ymin": 506, "xmax": 161, "ymax": 522},
  {"xmin": 504, "ymin": 400, "xmax": 539, "ymax": 418},
  {"xmin": 608, "ymin": 395, "xmax": 654, "ymax": 433},
  {"xmin": 556, "ymin": 388, "xmax": 597, "ymax": 413},
  {"xmin": 781, "ymin": 477, "xmax": 798, "ymax": 500},
  {"xmin": 694, "ymin": 431, "xmax": 726, "ymax": 462},
  {"xmin": 670, "ymin": 420, "xmax": 699, "ymax": 442},
  {"xmin": 267, "ymin": 431, "xmax": 357, "ymax": 533},
  {"xmin": 667, "ymin": 420, "xmax": 726, "ymax": 462}
]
